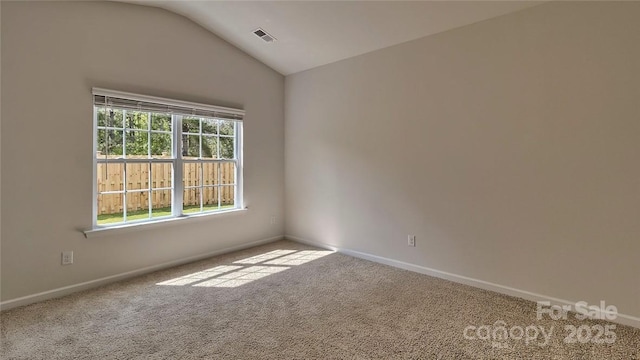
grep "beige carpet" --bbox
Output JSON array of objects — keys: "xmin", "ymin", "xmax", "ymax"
[{"xmin": 1, "ymin": 240, "xmax": 638, "ymax": 359}]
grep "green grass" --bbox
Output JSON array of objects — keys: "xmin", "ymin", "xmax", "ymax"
[{"xmin": 97, "ymin": 204, "xmax": 236, "ymax": 225}]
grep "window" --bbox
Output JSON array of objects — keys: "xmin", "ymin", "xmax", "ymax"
[{"xmin": 93, "ymin": 88, "xmax": 243, "ymax": 228}]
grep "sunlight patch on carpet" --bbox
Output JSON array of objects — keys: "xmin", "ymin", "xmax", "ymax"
[
  {"xmin": 232, "ymin": 249, "xmax": 298, "ymax": 264},
  {"xmin": 194, "ymin": 266, "xmax": 290, "ymax": 288},
  {"xmin": 156, "ymin": 265, "xmax": 243, "ymax": 286},
  {"xmin": 156, "ymin": 249, "xmax": 333, "ymax": 288},
  {"xmin": 264, "ymin": 250, "xmax": 333, "ymax": 266}
]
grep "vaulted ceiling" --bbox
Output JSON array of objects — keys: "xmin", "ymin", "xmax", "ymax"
[{"xmin": 123, "ymin": 1, "xmax": 543, "ymax": 75}]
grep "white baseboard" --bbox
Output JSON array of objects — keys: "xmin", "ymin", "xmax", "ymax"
[
  {"xmin": 0, "ymin": 235, "xmax": 284, "ymax": 311},
  {"xmin": 286, "ymin": 235, "xmax": 640, "ymax": 330}
]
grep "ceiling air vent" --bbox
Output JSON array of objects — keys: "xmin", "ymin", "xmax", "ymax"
[{"xmin": 253, "ymin": 28, "xmax": 276, "ymax": 43}]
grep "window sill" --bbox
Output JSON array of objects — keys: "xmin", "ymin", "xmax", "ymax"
[{"xmin": 83, "ymin": 208, "xmax": 248, "ymax": 239}]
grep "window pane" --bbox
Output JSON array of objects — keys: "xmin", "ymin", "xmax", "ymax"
[
  {"xmin": 151, "ymin": 190, "xmax": 172, "ymax": 218},
  {"xmin": 151, "ymin": 113, "xmax": 171, "ymax": 132},
  {"xmin": 96, "ymin": 163, "xmax": 124, "ymax": 193},
  {"xmin": 151, "ymin": 162, "xmax": 172, "ymax": 189},
  {"xmin": 202, "ymin": 186, "xmax": 219, "ymax": 211},
  {"xmin": 126, "ymin": 191, "xmax": 150, "ymax": 218},
  {"xmin": 219, "ymin": 121, "xmax": 234, "ymax": 136},
  {"xmin": 202, "ymin": 118, "xmax": 218, "ymax": 134},
  {"xmin": 220, "ymin": 186, "xmax": 235, "ymax": 209},
  {"xmin": 126, "ymin": 163, "xmax": 150, "ymax": 191},
  {"xmin": 182, "ymin": 117, "xmax": 200, "ymax": 134},
  {"xmin": 97, "ymin": 193, "xmax": 124, "ymax": 225},
  {"xmin": 182, "ymin": 135, "xmax": 200, "ymax": 158},
  {"xmin": 98, "ymin": 108, "xmax": 123, "ymax": 128},
  {"xmin": 219, "ymin": 137, "xmax": 234, "ymax": 159},
  {"xmin": 202, "ymin": 162, "xmax": 218, "ymax": 186},
  {"xmin": 151, "ymin": 133, "xmax": 171, "ymax": 158},
  {"xmin": 183, "ymin": 163, "xmax": 201, "ymax": 187},
  {"xmin": 126, "ymin": 111, "xmax": 149, "ymax": 130},
  {"xmin": 220, "ymin": 162, "xmax": 235, "ymax": 185},
  {"xmin": 183, "ymin": 188, "xmax": 201, "ymax": 214},
  {"xmin": 97, "ymin": 129, "xmax": 123, "ymax": 158},
  {"xmin": 97, "ymin": 107, "xmax": 107, "ymax": 127},
  {"xmin": 202, "ymin": 136, "xmax": 218, "ymax": 159},
  {"xmin": 126, "ymin": 130, "xmax": 149, "ymax": 157}
]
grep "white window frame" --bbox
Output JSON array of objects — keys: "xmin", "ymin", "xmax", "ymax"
[{"xmin": 90, "ymin": 88, "xmax": 244, "ymax": 231}]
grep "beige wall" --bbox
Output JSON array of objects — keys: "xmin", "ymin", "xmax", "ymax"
[
  {"xmin": 0, "ymin": 2, "xmax": 3, "ymax": 303},
  {"xmin": 285, "ymin": 1, "xmax": 640, "ymax": 318},
  {"xmin": 1, "ymin": 1, "xmax": 284, "ymax": 301}
]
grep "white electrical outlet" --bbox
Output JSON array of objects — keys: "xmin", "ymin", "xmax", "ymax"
[
  {"xmin": 62, "ymin": 251, "xmax": 74, "ymax": 265},
  {"xmin": 408, "ymin": 235, "xmax": 416, "ymax": 247},
  {"xmin": 270, "ymin": 216, "xmax": 277, "ymax": 225}
]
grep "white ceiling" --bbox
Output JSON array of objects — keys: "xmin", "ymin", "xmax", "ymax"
[{"xmin": 126, "ymin": 1, "xmax": 543, "ymax": 75}]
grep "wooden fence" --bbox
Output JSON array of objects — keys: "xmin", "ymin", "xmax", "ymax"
[{"xmin": 97, "ymin": 161, "xmax": 235, "ymax": 215}]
